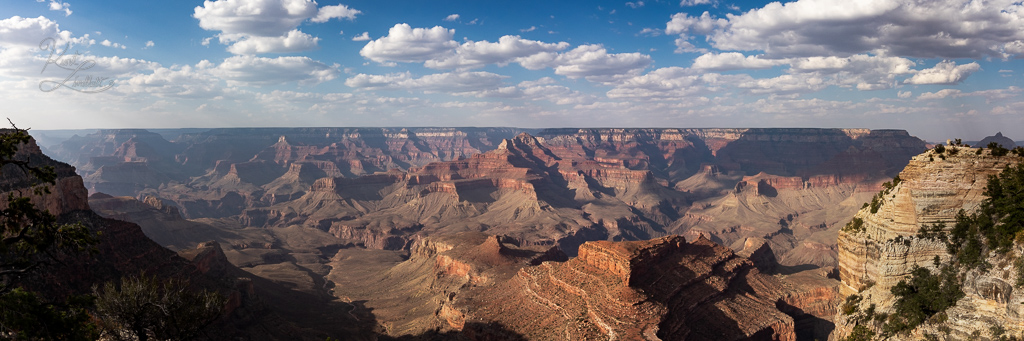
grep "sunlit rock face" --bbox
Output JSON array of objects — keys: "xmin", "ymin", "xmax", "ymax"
[
  {"xmin": 461, "ymin": 235, "xmax": 796, "ymax": 341},
  {"xmin": 832, "ymin": 147, "xmax": 1024, "ymax": 340}
]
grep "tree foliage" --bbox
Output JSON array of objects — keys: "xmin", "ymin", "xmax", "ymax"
[
  {"xmin": 883, "ymin": 265, "xmax": 963, "ymax": 335},
  {"xmin": 94, "ymin": 274, "xmax": 224, "ymax": 341},
  {"xmin": 0, "ymin": 123, "xmax": 99, "ymax": 338},
  {"xmin": 0, "ymin": 125, "xmax": 96, "ymax": 294}
]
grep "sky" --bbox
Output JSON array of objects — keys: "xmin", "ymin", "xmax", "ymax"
[{"xmin": 2, "ymin": 0, "xmax": 1024, "ymax": 141}]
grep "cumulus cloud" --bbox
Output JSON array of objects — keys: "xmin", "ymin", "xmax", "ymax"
[
  {"xmin": 120, "ymin": 62, "xmax": 225, "ymax": 98},
  {"xmin": 606, "ymin": 67, "xmax": 707, "ymax": 100},
  {"xmin": 359, "ymin": 24, "xmax": 457, "ymax": 64},
  {"xmin": 226, "ymin": 29, "xmax": 318, "ymax": 54},
  {"xmin": 144, "ymin": 40, "xmax": 155, "ymax": 48},
  {"xmin": 666, "ymin": 11, "xmax": 725, "ymax": 35},
  {"xmin": 345, "ymin": 71, "xmax": 506, "ymax": 93},
  {"xmin": 517, "ymin": 44, "xmax": 652, "ymax": 81},
  {"xmin": 193, "ymin": 0, "xmax": 317, "ymax": 37},
  {"xmin": 789, "ymin": 54, "xmax": 916, "ymax": 90},
  {"xmin": 904, "ymin": 61, "xmax": 981, "ymax": 85},
  {"xmin": 626, "ymin": 1, "xmax": 644, "ymax": 9},
  {"xmin": 671, "ymin": 0, "xmax": 1024, "ymax": 59},
  {"xmin": 0, "ymin": 16, "xmax": 79, "ymax": 47},
  {"xmin": 194, "ymin": 0, "xmax": 357, "ymax": 54},
  {"xmin": 425, "ymin": 35, "xmax": 569, "ymax": 69},
  {"xmin": 918, "ymin": 89, "xmax": 962, "ymax": 100},
  {"xmin": 100, "ymin": 39, "xmax": 126, "ymax": 49},
  {"xmin": 352, "ymin": 32, "xmax": 370, "ymax": 41},
  {"xmin": 43, "ymin": 1, "xmax": 72, "ymax": 16},
  {"xmin": 212, "ymin": 55, "xmax": 339, "ymax": 86},
  {"xmin": 311, "ymin": 4, "xmax": 360, "ymax": 23},
  {"xmin": 897, "ymin": 91, "xmax": 912, "ymax": 98},
  {"xmin": 691, "ymin": 52, "xmax": 783, "ymax": 70},
  {"xmin": 737, "ymin": 73, "xmax": 829, "ymax": 95},
  {"xmin": 444, "ymin": 14, "xmax": 460, "ymax": 21}
]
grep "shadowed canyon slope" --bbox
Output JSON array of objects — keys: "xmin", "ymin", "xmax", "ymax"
[{"xmin": 3, "ymin": 134, "xmax": 381, "ymax": 340}]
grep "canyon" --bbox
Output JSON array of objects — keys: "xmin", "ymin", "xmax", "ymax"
[{"xmin": 38, "ymin": 127, "xmax": 930, "ymax": 339}]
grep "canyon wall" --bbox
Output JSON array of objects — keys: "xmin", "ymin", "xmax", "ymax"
[{"xmin": 832, "ymin": 146, "xmax": 1024, "ymax": 340}]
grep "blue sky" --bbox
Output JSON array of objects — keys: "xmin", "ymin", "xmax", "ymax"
[{"xmin": 2, "ymin": 0, "xmax": 1024, "ymax": 141}]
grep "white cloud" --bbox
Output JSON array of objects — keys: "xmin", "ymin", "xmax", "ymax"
[
  {"xmin": 0, "ymin": 16, "xmax": 78, "ymax": 47},
  {"xmin": 666, "ymin": 11, "xmax": 725, "ymax": 35},
  {"xmin": 311, "ymin": 4, "xmax": 361, "ymax": 23},
  {"xmin": 425, "ymin": 35, "xmax": 569, "ymax": 69},
  {"xmin": 897, "ymin": 90, "xmax": 911, "ymax": 98},
  {"xmin": 678, "ymin": 0, "xmax": 1024, "ymax": 59},
  {"xmin": 626, "ymin": 1, "xmax": 645, "ymax": 9},
  {"xmin": 212, "ymin": 55, "xmax": 339, "ymax": 86},
  {"xmin": 351, "ymin": 32, "xmax": 370, "ymax": 41},
  {"xmin": 737, "ymin": 73, "xmax": 829, "ymax": 95},
  {"xmin": 118, "ymin": 61, "xmax": 226, "ymax": 98},
  {"xmin": 45, "ymin": 1, "xmax": 72, "ymax": 16},
  {"xmin": 193, "ymin": 0, "xmax": 317, "ymax": 37},
  {"xmin": 691, "ymin": 52, "xmax": 783, "ymax": 70},
  {"xmin": 638, "ymin": 28, "xmax": 661, "ymax": 37},
  {"xmin": 904, "ymin": 61, "xmax": 981, "ymax": 85},
  {"xmin": 444, "ymin": 14, "xmax": 460, "ymax": 22},
  {"xmin": 144, "ymin": 40, "xmax": 155, "ymax": 48},
  {"xmin": 520, "ymin": 26, "xmax": 536, "ymax": 33},
  {"xmin": 345, "ymin": 71, "xmax": 506, "ymax": 93},
  {"xmin": 359, "ymin": 24, "xmax": 457, "ymax": 64},
  {"xmin": 100, "ymin": 39, "xmax": 126, "ymax": 49},
  {"xmin": 606, "ymin": 67, "xmax": 707, "ymax": 100},
  {"xmin": 918, "ymin": 89, "xmax": 962, "ymax": 100},
  {"xmin": 226, "ymin": 29, "xmax": 319, "ymax": 54},
  {"xmin": 194, "ymin": 0, "xmax": 338, "ymax": 54},
  {"xmin": 680, "ymin": 0, "xmax": 711, "ymax": 6},
  {"xmin": 789, "ymin": 54, "xmax": 915, "ymax": 90},
  {"xmin": 517, "ymin": 44, "xmax": 652, "ymax": 81}
]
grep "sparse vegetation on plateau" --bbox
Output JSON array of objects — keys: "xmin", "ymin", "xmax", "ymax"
[
  {"xmin": 989, "ymin": 142, "xmax": 1010, "ymax": 157},
  {"xmin": 843, "ymin": 217, "xmax": 865, "ymax": 233}
]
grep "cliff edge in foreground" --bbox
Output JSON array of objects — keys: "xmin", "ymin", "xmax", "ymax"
[{"xmin": 833, "ymin": 144, "xmax": 1024, "ymax": 340}]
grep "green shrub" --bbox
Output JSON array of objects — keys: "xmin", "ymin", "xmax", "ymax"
[
  {"xmin": 842, "ymin": 294, "xmax": 862, "ymax": 315},
  {"xmin": 883, "ymin": 265, "xmax": 963, "ymax": 335},
  {"xmin": 844, "ymin": 217, "xmax": 866, "ymax": 233},
  {"xmin": 934, "ymin": 144, "xmax": 946, "ymax": 154},
  {"xmin": 989, "ymin": 142, "xmax": 1009, "ymax": 157},
  {"xmin": 845, "ymin": 324, "xmax": 875, "ymax": 341}
]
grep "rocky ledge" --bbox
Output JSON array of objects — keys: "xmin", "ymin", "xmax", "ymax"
[{"xmin": 460, "ymin": 235, "xmax": 797, "ymax": 340}]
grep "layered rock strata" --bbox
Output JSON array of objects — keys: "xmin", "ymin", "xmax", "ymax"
[
  {"xmin": 460, "ymin": 235, "xmax": 796, "ymax": 341},
  {"xmin": 832, "ymin": 147, "xmax": 1024, "ymax": 340}
]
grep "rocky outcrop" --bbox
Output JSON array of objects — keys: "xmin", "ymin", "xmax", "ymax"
[
  {"xmin": 832, "ymin": 146, "xmax": 1024, "ymax": 340},
  {"xmin": 837, "ymin": 148, "xmax": 1011, "ymax": 293},
  {"xmin": 327, "ymin": 232, "xmax": 567, "ymax": 337},
  {"xmin": 462, "ymin": 236, "xmax": 796, "ymax": 341},
  {"xmin": 0, "ymin": 134, "xmax": 90, "ymax": 215}
]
